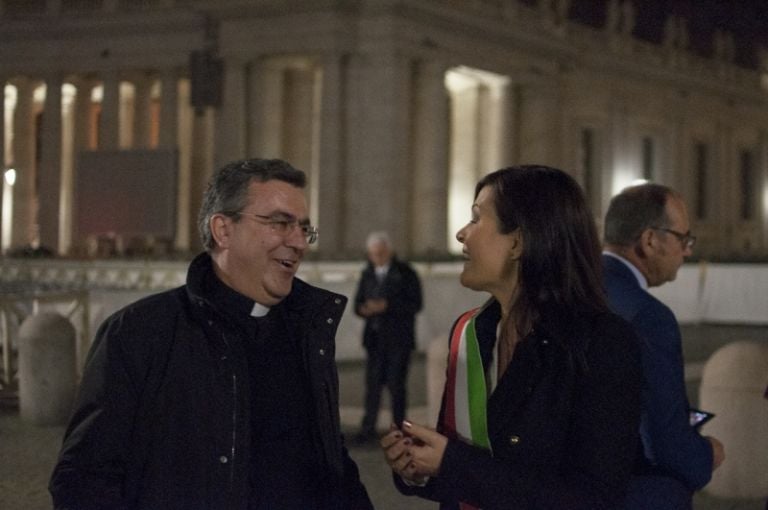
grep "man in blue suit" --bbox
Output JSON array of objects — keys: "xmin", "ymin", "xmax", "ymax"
[{"xmin": 602, "ymin": 183, "xmax": 725, "ymax": 510}]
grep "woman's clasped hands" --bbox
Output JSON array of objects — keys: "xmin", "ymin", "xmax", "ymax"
[{"xmin": 380, "ymin": 420, "xmax": 448, "ymax": 485}]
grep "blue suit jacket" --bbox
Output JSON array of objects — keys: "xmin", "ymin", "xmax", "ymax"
[{"xmin": 602, "ymin": 254, "xmax": 713, "ymax": 510}]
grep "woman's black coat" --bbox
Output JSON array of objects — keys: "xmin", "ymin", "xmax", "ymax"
[{"xmin": 398, "ymin": 301, "xmax": 643, "ymax": 510}]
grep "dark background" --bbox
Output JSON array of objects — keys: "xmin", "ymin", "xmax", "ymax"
[{"xmin": 538, "ymin": 0, "xmax": 768, "ymax": 69}]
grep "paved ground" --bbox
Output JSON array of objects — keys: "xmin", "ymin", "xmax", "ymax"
[{"xmin": 1, "ymin": 324, "xmax": 766, "ymax": 509}]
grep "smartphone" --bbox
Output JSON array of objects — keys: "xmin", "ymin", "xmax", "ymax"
[{"xmin": 689, "ymin": 408, "xmax": 715, "ymax": 428}]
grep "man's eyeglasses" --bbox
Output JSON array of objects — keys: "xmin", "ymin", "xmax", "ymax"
[
  {"xmin": 235, "ymin": 212, "xmax": 318, "ymax": 244},
  {"xmin": 651, "ymin": 227, "xmax": 696, "ymax": 250}
]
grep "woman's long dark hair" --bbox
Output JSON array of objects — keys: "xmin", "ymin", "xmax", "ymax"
[{"xmin": 476, "ymin": 165, "xmax": 607, "ymax": 328}]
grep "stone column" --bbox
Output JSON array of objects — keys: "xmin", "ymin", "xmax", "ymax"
[
  {"xmin": 345, "ymin": 50, "xmax": 413, "ymax": 254},
  {"xmin": 67, "ymin": 78, "xmax": 95, "ymax": 254},
  {"xmin": 10, "ymin": 78, "xmax": 37, "ymax": 248},
  {"xmin": 481, "ymin": 76, "xmax": 514, "ymax": 172},
  {"xmin": 159, "ymin": 69, "xmax": 179, "ymax": 150},
  {"xmin": 498, "ymin": 79, "xmax": 518, "ymax": 169},
  {"xmin": 281, "ymin": 62, "xmax": 315, "ymax": 172},
  {"xmin": 215, "ymin": 56, "xmax": 246, "ymax": 167},
  {"xmin": 246, "ymin": 58, "xmax": 266, "ymax": 155},
  {"xmin": 0, "ymin": 79, "xmax": 5, "ymax": 168},
  {"xmin": 59, "ymin": 82, "xmax": 76, "ymax": 255},
  {"xmin": 0, "ymin": 78, "xmax": 6, "ymax": 251},
  {"xmin": 189, "ymin": 108, "xmax": 214, "ymax": 251},
  {"xmin": 517, "ymin": 81, "xmax": 562, "ymax": 167},
  {"xmin": 758, "ymin": 130, "xmax": 768, "ymax": 253},
  {"xmin": 249, "ymin": 58, "xmax": 286, "ymax": 157},
  {"xmin": 73, "ymin": 78, "xmax": 95, "ymax": 151},
  {"xmin": 132, "ymin": 73, "xmax": 154, "ymax": 149},
  {"xmin": 315, "ymin": 54, "xmax": 346, "ymax": 255},
  {"xmin": 715, "ymin": 122, "xmax": 733, "ymax": 256},
  {"xmin": 98, "ymin": 69, "xmax": 120, "ymax": 150},
  {"xmin": 411, "ymin": 60, "xmax": 449, "ymax": 256},
  {"xmin": 37, "ymin": 74, "xmax": 63, "ymax": 252},
  {"xmin": 174, "ymin": 77, "xmax": 192, "ymax": 251}
]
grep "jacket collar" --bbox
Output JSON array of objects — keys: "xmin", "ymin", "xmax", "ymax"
[
  {"xmin": 185, "ymin": 252, "xmax": 348, "ymax": 319},
  {"xmin": 602, "ymin": 251, "xmax": 648, "ymax": 289}
]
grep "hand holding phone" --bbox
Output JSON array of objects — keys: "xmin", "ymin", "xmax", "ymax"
[{"xmin": 689, "ymin": 408, "xmax": 715, "ymax": 428}]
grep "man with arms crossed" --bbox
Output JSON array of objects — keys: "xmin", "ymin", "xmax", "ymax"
[
  {"xmin": 354, "ymin": 232, "xmax": 422, "ymax": 443},
  {"xmin": 50, "ymin": 159, "xmax": 373, "ymax": 510},
  {"xmin": 602, "ymin": 183, "xmax": 724, "ymax": 510}
]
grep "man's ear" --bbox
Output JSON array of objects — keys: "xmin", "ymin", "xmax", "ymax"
[
  {"xmin": 635, "ymin": 228, "xmax": 657, "ymax": 257},
  {"xmin": 509, "ymin": 229, "xmax": 524, "ymax": 261},
  {"xmin": 210, "ymin": 214, "xmax": 232, "ymax": 249}
]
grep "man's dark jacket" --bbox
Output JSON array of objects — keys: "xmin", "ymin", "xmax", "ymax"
[
  {"xmin": 354, "ymin": 256, "xmax": 422, "ymax": 350},
  {"xmin": 602, "ymin": 254, "xmax": 713, "ymax": 510},
  {"xmin": 49, "ymin": 253, "xmax": 373, "ymax": 510}
]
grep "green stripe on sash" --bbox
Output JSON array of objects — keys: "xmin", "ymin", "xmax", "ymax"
[{"xmin": 465, "ymin": 317, "xmax": 490, "ymax": 450}]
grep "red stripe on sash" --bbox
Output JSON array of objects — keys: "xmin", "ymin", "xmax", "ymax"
[
  {"xmin": 444, "ymin": 309, "xmax": 477, "ymax": 438},
  {"xmin": 444, "ymin": 309, "xmax": 483, "ymax": 510}
]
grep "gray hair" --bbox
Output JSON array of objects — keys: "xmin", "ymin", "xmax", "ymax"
[
  {"xmin": 365, "ymin": 231, "xmax": 392, "ymax": 250},
  {"xmin": 197, "ymin": 158, "xmax": 306, "ymax": 251},
  {"xmin": 604, "ymin": 183, "xmax": 680, "ymax": 246}
]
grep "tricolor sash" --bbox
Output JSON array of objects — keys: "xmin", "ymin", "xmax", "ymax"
[{"xmin": 442, "ymin": 308, "xmax": 491, "ymax": 510}]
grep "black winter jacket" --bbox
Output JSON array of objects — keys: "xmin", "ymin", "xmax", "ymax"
[{"xmin": 49, "ymin": 253, "xmax": 373, "ymax": 510}]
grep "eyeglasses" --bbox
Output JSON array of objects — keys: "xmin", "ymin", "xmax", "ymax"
[
  {"xmin": 234, "ymin": 212, "xmax": 318, "ymax": 244},
  {"xmin": 650, "ymin": 227, "xmax": 696, "ymax": 250}
]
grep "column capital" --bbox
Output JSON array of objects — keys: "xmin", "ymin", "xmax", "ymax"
[
  {"xmin": 42, "ymin": 73, "xmax": 65, "ymax": 86},
  {"xmin": 123, "ymin": 69, "xmax": 158, "ymax": 84},
  {"xmin": 8, "ymin": 76, "xmax": 39, "ymax": 90},
  {"xmin": 99, "ymin": 68, "xmax": 121, "ymax": 82},
  {"xmin": 418, "ymin": 59, "xmax": 451, "ymax": 80},
  {"xmin": 68, "ymin": 75, "xmax": 97, "ymax": 90},
  {"xmin": 160, "ymin": 66, "xmax": 183, "ymax": 80}
]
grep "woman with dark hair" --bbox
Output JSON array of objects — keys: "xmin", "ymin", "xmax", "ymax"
[{"xmin": 381, "ymin": 165, "xmax": 642, "ymax": 509}]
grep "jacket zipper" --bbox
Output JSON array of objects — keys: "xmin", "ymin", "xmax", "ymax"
[
  {"xmin": 230, "ymin": 371, "xmax": 237, "ymax": 487},
  {"xmin": 221, "ymin": 332, "xmax": 238, "ymax": 488}
]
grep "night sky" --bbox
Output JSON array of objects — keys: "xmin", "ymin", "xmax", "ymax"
[{"xmin": 565, "ymin": 0, "xmax": 768, "ymax": 69}]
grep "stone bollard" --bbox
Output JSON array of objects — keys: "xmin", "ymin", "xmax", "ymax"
[
  {"xmin": 426, "ymin": 333, "xmax": 449, "ymax": 425},
  {"xmin": 18, "ymin": 312, "xmax": 77, "ymax": 426},
  {"xmin": 699, "ymin": 341, "xmax": 768, "ymax": 499}
]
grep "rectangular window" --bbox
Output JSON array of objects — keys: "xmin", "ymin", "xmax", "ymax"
[
  {"xmin": 694, "ymin": 142, "xmax": 708, "ymax": 220},
  {"xmin": 740, "ymin": 150, "xmax": 755, "ymax": 221},
  {"xmin": 642, "ymin": 137, "xmax": 654, "ymax": 181}
]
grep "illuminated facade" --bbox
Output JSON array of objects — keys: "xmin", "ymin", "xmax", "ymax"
[{"xmin": 1, "ymin": 0, "xmax": 767, "ymax": 259}]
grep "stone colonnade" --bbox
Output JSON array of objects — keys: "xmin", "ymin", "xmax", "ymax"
[
  {"xmin": 212, "ymin": 53, "xmax": 454, "ymax": 257},
  {"xmin": 211, "ymin": 52, "xmax": 559, "ymax": 257},
  {"xmin": 1, "ymin": 67, "xmax": 213, "ymax": 255},
  {"xmin": 2, "ymin": 50, "xmax": 551, "ymax": 258}
]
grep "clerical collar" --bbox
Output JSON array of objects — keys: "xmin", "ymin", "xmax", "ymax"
[
  {"xmin": 250, "ymin": 302, "xmax": 270, "ymax": 317},
  {"xmin": 206, "ymin": 268, "xmax": 271, "ymax": 319}
]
